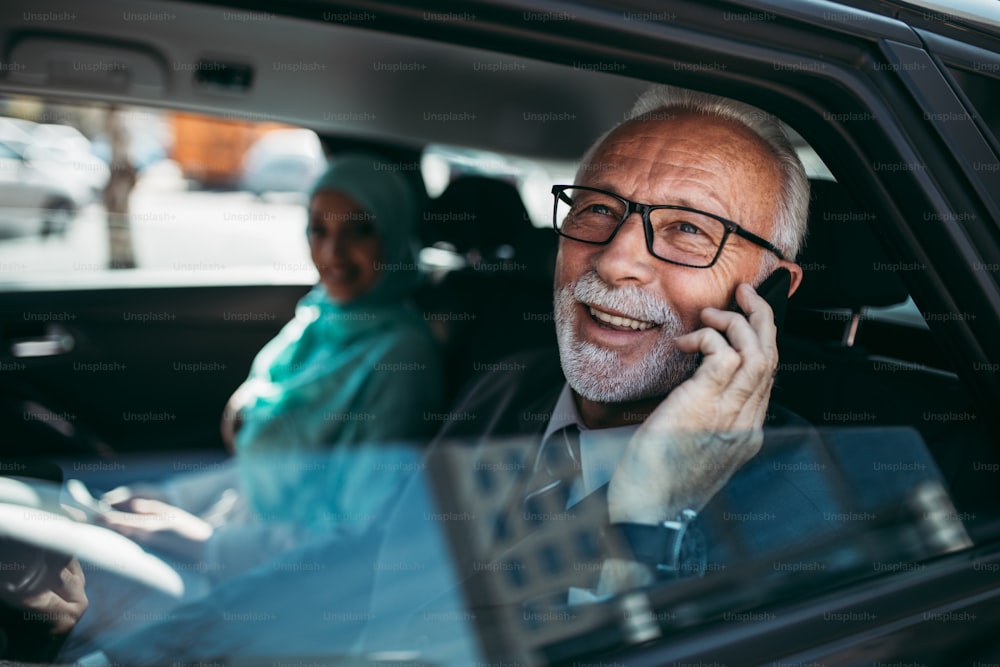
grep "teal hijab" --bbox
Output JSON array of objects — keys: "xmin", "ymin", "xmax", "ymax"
[
  {"xmin": 234, "ymin": 154, "xmax": 442, "ymax": 534},
  {"xmin": 306, "ymin": 152, "xmax": 422, "ymax": 310}
]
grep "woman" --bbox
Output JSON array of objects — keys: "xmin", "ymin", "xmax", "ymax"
[
  {"xmin": 56, "ymin": 154, "xmax": 443, "ymax": 661},
  {"xmin": 99, "ymin": 153, "xmax": 443, "ymax": 570}
]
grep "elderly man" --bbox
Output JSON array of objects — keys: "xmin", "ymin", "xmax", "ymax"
[
  {"xmin": 556, "ymin": 85, "xmax": 807, "ymax": 543},
  {"xmin": 420, "ymin": 84, "xmax": 809, "ymax": 593}
]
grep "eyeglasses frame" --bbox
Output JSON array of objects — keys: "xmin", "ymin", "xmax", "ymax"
[{"xmin": 551, "ymin": 184, "xmax": 785, "ymax": 268}]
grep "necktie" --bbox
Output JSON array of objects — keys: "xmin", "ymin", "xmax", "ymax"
[{"xmin": 521, "ymin": 425, "xmax": 581, "ymax": 522}]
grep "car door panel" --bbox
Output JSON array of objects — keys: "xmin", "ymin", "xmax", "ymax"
[{"xmin": 0, "ymin": 283, "xmax": 311, "ymax": 455}]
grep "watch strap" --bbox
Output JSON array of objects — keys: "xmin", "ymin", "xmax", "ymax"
[{"xmin": 614, "ymin": 509, "xmax": 707, "ymax": 579}]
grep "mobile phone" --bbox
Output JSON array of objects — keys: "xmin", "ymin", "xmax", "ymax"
[{"xmin": 739, "ymin": 267, "xmax": 791, "ymax": 338}]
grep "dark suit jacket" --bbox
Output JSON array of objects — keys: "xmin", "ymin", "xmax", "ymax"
[
  {"xmin": 428, "ymin": 348, "xmax": 846, "ymax": 561},
  {"xmin": 357, "ymin": 348, "xmax": 950, "ymax": 662}
]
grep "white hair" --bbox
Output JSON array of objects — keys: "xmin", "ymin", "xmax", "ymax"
[{"xmin": 579, "ymin": 85, "xmax": 809, "ymax": 264}]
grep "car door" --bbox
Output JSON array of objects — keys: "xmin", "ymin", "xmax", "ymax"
[{"xmin": 0, "ymin": 281, "xmax": 310, "ymax": 456}]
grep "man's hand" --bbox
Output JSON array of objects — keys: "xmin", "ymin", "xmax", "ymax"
[
  {"xmin": 12, "ymin": 557, "xmax": 89, "ymax": 636},
  {"xmin": 608, "ymin": 283, "xmax": 778, "ymax": 525},
  {"xmin": 100, "ymin": 498, "xmax": 213, "ymax": 562}
]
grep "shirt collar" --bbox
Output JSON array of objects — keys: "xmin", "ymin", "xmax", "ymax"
[
  {"xmin": 540, "ymin": 384, "xmax": 641, "ymax": 503},
  {"xmin": 540, "ymin": 383, "xmax": 583, "ymax": 446}
]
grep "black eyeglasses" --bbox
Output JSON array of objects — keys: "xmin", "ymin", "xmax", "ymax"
[{"xmin": 551, "ymin": 184, "xmax": 785, "ymax": 268}]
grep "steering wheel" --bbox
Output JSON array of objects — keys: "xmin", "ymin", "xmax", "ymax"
[{"xmin": 0, "ymin": 476, "xmax": 184, "ymax": 661}]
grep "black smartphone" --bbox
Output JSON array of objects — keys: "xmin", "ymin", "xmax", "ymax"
[{"xmin": 738, "ymin": 267, "xmax": 792, "ymax": 338}]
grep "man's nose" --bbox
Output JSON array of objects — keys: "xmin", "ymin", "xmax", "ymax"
[{"xmin": 594, "ymin": 212, "xmax": 657, "ymax": 286}]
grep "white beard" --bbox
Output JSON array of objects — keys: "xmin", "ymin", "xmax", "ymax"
[{"xmin": 554, "ymin": 270, "xmax": 698, "ymax": 403}]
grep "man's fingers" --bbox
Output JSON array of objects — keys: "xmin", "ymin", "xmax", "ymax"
[
  {"xmin": 674, "ymin": 327, "xmax": 742, "ymax": 392},
  {"xmin": 701, "ymin": 298, "xmax": 777, "ymax": 360},
  {"xmin": 676, "ymin": 312, "xmax": 774, "ymax": 391},
  {"xmin": 704, "ymin": 287, "xmax": 779, "ymax": 376},
  {"xmin": 613, "ymin": 284, "xmax": 783, "ymax": 526},
  {"xmin": 671, "ymin": 297, "xmax": 778, "ymax": 433},
  {"xmin": 735, "ymin": 282, "xmax": 779, "ymax": 342}
]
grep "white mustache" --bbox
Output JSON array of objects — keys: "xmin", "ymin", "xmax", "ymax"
[{"xmin": 571, "ymin": 271, "xmax": 679, "ymax": 326}]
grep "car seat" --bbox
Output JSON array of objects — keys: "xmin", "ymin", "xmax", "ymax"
[
  {"xmin": 773, "ymin": 179, "xmax": 995, "ymax": 532},
  {"xmin": 417, "ymin": 176, "xmax": 558, "ymax": 400}
]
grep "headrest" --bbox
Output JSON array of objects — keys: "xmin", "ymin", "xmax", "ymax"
[
  {"xmin": 423, "ymin": 176, "xmax": 530, "ymax": 251},
  {"xmin": 793, "ymin": 180, "xmax": 909, "ymax": 310},
  {"xmin": 423, "ymin": 175, "xmax": 556, "ymax": 280}
]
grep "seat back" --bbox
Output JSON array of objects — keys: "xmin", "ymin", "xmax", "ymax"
[
  {"xmin": 773, "ymin": 180, "xmax": 992, "ymax": 528},
  {"xmin": 418, "ymin": 176, "xmax": 557, "ymax": 398}
]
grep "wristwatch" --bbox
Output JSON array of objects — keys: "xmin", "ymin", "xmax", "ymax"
[{"xmin": 614, "ymin": 509, "xmax": 707, "ymax": 579}]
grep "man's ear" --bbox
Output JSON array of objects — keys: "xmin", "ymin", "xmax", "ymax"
[{"xmin": 777, "ymin": 260, "xmax": 804, "ymax": 297}]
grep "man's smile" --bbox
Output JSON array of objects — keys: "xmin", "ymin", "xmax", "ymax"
[{"xmin": 584, "ymin": 303, "xmax": 659, "ymax": 332}]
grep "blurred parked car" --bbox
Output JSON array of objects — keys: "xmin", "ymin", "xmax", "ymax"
[
  {"xmin": 24, "ymin": 123, "xmax": 109, "ymax": 198},
  {"xmin": 0, "ymin": 139, "xmax": 80, "ymax": 238},
  {"xmin": 239, "ymin": 128, "xmax": 326, "ymax": 199},
  {"xmin": 0, "ymin": 116, "xmax": 35, "ymax": 154}
]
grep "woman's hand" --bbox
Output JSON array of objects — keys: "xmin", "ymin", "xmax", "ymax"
[
  {"xmin": 101, "ymin": 498, "xmax": 213, "ymax": 562},
  {"xmin": 220, "ymin": 382, "xmax": 252, "ymax": 453},
  {"xmin": 100, "ymin": 482, "xmax": 167, "ymax": 507},
  {"xmin": 10, "ymin": 557, "xmax": 89, "ymax": 636}
]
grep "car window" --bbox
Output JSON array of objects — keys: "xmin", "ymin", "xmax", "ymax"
[
  {"xmin": 0, "ymin": 99, "xmax": 586, "ymax": 289},
  {"xmin": 4, "ymin": 86, "xmax": 990, "ymax": 595},
  {"xmin": 22, "ymin": 89, "xmax": 990, "ymax": 661},
  {"xmin": 0, "ymin": 99, "xmax": 319, "ymax": 287}
]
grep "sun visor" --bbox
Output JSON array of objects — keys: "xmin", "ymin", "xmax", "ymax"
[{"xmin": 4, "ymin": 34, "xmax": 167, "ymax": 96}]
